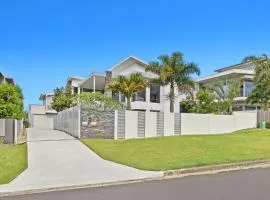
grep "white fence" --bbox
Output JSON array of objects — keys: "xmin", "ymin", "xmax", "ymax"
[
  {"xmin": 181, "ymin": 111, "xmax": 257, "ymax": 135},
  {"xmin": 54, "ymin": 106, "xmax": 81, "ymax": 138},
  {"xmin": 114, "ymin": 110, "xmax": 257, "ymax": 139}
]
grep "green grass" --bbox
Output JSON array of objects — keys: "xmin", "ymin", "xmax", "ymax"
[
  {"xmin": 82, "ymin": 129, "xmax": 270, "ymax": 171},
  {"xmin": 0, "ymin": 141, "xmax": 27, "ymax": 184}
]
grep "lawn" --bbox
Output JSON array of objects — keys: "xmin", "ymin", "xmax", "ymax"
[
  {"xmin": 82, "ymin": 129, "xmax": 270, "ymax": 171},
  {"xmin": 0, "ymin": 140, "xmax": 27, "ymax": 184}
]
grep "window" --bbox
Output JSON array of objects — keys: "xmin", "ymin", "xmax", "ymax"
[
  {"xmin": 150, "ymin": 84, "xmax": 160, "ymax": 103},
  {"xmin": 244, "ymin": 80, "xmax": 254, "ymax": 97},
  {"xmin": 112, "ymin": 92, "xmax": 119, "ymax": 101},
  {"xmin": 132, "ymin": 90, "xmax": 146, "ymax": 101},
  {"xmin": 120, "ymin": 94, "xmax": 125, "ymax": 102},
  {"xmin": 74, "ymin": 87, "xmax": 78, "ymax": 94}
]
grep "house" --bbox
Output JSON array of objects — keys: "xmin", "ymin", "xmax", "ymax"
[
  {"xmin": 39, "ymin": 93, "xmax": 57, "ymax": 114},
  {"xmin": 29, "ymin": 93, "xmax": 57, "ymax": 129},
  {"xmin": 0, "ymin": 72, "xmax": 14, "ymax": 84},
  {"xmin": 67, "ymin": 56, "xmax": 180, "ymax": 113},
  {"xmin": 66, "ymin": 76, "xmax": 85, "ymax": 94},
  {"xmin": 195, "ymin": 60, "xmax": 256, "ymax": 110}
]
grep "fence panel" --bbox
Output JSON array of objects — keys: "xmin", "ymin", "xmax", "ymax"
[
  {"xmin": 54, "ymin": 106, "xmax": 81, "ymax": 138},
  {"xmin": 0, "ymin": 119, "xmax": 5, "ymax": 137}
]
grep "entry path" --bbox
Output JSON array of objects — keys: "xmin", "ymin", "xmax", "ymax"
[{"xmin": 0, "ymin": 128, "xmax": 161, "ymax": 193}]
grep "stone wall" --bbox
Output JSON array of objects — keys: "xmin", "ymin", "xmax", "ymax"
[{"xmin": 80, "ymin": 109, "xmax": 115, "ymax": 139}]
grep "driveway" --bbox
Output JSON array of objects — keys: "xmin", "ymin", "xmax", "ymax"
[{"xmin": 0, "ymin": 128, "xmax": 161, "ymax": 193}]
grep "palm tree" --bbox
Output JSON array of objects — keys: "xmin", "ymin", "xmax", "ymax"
[
  {"xmin": 106, "ymin": 73, "xmax": 146, "ymax": 110},
  {"xmin": 241, "ymin": 54, "xmax": 268, "ymax": 63},
  {"xmin": 207, "ymin": 80, "xmax": 242, "ymax": 114},
  {"xmin": 146, "ymin": 52, "xmax": 200, "ymax": 112}
]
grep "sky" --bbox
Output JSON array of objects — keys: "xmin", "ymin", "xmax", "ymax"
[{"xmin": 0, "ymin": 0, "xmax": 270, "ymax": 109}]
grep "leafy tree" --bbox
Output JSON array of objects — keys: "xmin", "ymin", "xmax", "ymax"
[
  {"xmin": 146, "ymin": 52, "xmax": 200, "ymax": 112},
  {"xmin": 106, "ymin": 73, "xmax": 146, "ymax": 110},
  {"xmin": 0, "ymin": 83, "xmax": 24, "ymax": 119},
  {"xmin": 247, "ymin": 83, "xmax": 270, "ymax": 109},
  {"xmin": 51, "ymin": 86, "xmax": 75, "ymax": 112},
  {"xmin": 191, "ymin": 89, "xmax": 216, "ymax": 114},
  {"xmin": 246, "ymin": 57, "xmax": 270, "ymax": 110},
  {"xmin": 207, "ymin": 80, "xmax": 242, "ymax": 114}
]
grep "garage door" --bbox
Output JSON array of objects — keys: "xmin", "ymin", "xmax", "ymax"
[{"xmin": 32, "ymin": 114, "xmax": 55, "ymax": 129}]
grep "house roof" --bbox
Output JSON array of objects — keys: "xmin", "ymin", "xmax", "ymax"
[
  {"xmin": 109, "ymin": 56, "xmax": 148, "ymax": 71},
  {"xmin": 215, "ymin": 60, "xmax": 256, "ymax": 73},
  {"xmin": 39, "ymin": 93, "xmax": 54, "ymax": 100}
]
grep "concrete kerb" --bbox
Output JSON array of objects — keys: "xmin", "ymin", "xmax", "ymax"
[{"xmin": 1, "ymin": 159, "xmax": 270, "ymax": 197}]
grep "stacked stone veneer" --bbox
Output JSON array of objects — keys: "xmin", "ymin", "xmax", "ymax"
[{"xmin": 80, "ymin": 108, "xmax": 115, "ymax": 139}]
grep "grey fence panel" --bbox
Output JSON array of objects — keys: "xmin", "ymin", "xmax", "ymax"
[
  {"xmin": 0, "ymin": 119, "xmax": 5, "ymax": 137},
  {"xmin": 257, "ymin": 110, "xmax": 270, "ymax": 125},
  {"xmin": 137, "ymin": 111, "xmax": 145, "ymax": 138},
  {"xmin": 174, "ymin": 113, "xmax": 181, "ymax": 135},
  {"xmin": 117, "ymin": 110, "xmax": 125, "ymax": 139},
  {"xmin": 54, "ymin": 106, "xmax": 81, "ymax": 138},
  {"xmin": 156, "ymin": 112, "xmax": 164, "ymax": 136},
  {"xmin": 4, "ymin": 119, "xmax": 14, "ymax": 144}
]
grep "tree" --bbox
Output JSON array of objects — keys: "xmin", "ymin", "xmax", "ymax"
[
  {"xmin": 106, "ymin": 73, "xmax": 146, "ymax": 110},
  {"xmin": 146, "ymin": 52, "xmax": 200, "ymax": 112},
  {"xmin": 51, "ymin": 86, "xmax": 75, "ymax": 112},
  {"xmin": 207, "ymin": 80, "xmax": 242, "ymax": 114},
  {"xmin": 241, "ymin": 54, "xmax": 268, "ymax": 63},
  {"xmin": 0, "ymin": 83, "xmax": 24, "ymax": 119},
  {"xmin": 247, "ymin": 83, "xmax": 270, "ymax": 109},
  {"xmin": 191, "ymin": 89, "xmax": 216, "ymax": 114}
]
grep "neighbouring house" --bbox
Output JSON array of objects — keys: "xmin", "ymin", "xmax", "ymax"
[
  {"xmin": 195, "ymin": 60, "xmax": 256, "ymax": 110},
  {"xmin": 0, "ymin": 72, "xmax": 14, "ymax": 84},
  {"xmin": 29, "ymin": 93, "xmax": 57, "ymax": 129},
  {"xmin": 66, "ymin": 56, "xmax": 180, "ymax": 113},
  {"xmin": 66, "ymin": 76, "xmax": 85, "ymax": 94}
]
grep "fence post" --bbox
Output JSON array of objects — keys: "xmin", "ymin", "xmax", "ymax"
[
  {"xmin": 114, "ymin": 110, "xmax": 118, "ymax": 140},
  {"xmin": 14, "ymin": 119, "xmax": 18, "ymax": 144},
  {"xmin": 78, "ymin": 105, "xmax": 81, "ymax": 138}
]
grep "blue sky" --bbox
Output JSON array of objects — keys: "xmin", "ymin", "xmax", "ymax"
[{"xmin": 0, "ymin": 0, "xmax": 270, "ymax": 109}]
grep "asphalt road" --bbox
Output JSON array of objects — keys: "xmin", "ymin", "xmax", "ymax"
[{"xmin": 2, "ymin": 168, "xmax": 270, "ymax": 200}]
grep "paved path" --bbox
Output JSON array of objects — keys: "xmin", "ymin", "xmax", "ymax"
[
  {"xmin": 3, "ymin": 168, "xmax": 270, "ymax": 200},
  {"xmin": 0, "ymin": 128, "xmax": 161, "ymax": 193}
]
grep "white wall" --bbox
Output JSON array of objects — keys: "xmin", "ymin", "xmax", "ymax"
[
  {"xmin": 181, "ymin": 111, "xmax": 257, "ymax": 135},
  {"xmin": 233, "ymin": 111, "xmax": 257, "ymax": 130},
  {"xmin": 125, "ymin": 110, "xmax": 138, "ymax": 139},
  {"xmin": 145, "ymin": 111, "xmax": 157, "ymax": 138}
]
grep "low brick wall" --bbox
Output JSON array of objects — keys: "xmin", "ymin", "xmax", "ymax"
[{"xmin": 81, "ymin": 110, "xmax": 115, "ymax": 139}]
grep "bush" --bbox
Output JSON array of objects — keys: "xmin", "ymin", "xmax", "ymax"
[{"xmin": 23, "ymin": 120, "xmax": 29, "ymax": 128}]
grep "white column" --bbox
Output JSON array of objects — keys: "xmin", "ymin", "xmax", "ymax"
[
  {"xmin": 93, "ymin": 76, "xmax": 96, "ymax": 93},
  {"xmin": 146, "ymin": 86, "xmax": 150, "ymax": 111},
  {"xmin": 78, "ymin": 87, "xmax": 81, "ymax": 94}
]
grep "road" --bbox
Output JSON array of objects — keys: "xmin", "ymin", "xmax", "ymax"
[{"xmin": 2, "ymin": 168, "xmax": 270, "ymax": 200}]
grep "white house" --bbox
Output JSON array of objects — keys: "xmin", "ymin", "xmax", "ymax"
[
  {"xmin": 29, "ymin": 93, "xmax": 57, "ymax": 129},
  {"xmin": 68, "ymin": 56, "xmax": 180, "ymax": 113},
  {"xmin": 195, "ymin": 60, "xmax": 256, "ymax": 110}
]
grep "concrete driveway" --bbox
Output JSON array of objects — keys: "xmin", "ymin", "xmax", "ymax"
[{"xmin": 0, "ymin": 128, "xmax": 161, "ymax": 193}]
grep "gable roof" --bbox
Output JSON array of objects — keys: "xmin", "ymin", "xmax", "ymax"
[
  {"xmin": 109, "ymin": 56, "xmax": 148, "ymax": 71},
  {"xmin": 215, "ymin": 60, "xmax": 256, "ymax": 73}
]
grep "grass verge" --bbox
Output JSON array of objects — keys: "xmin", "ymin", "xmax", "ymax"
[
  {"xmin": 0, "ymin": 141, "xmax": 27, "ymax": 184},
  {"xmin": 82, "ymin": 129, "xmax": 270, "ymax": 171}
]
